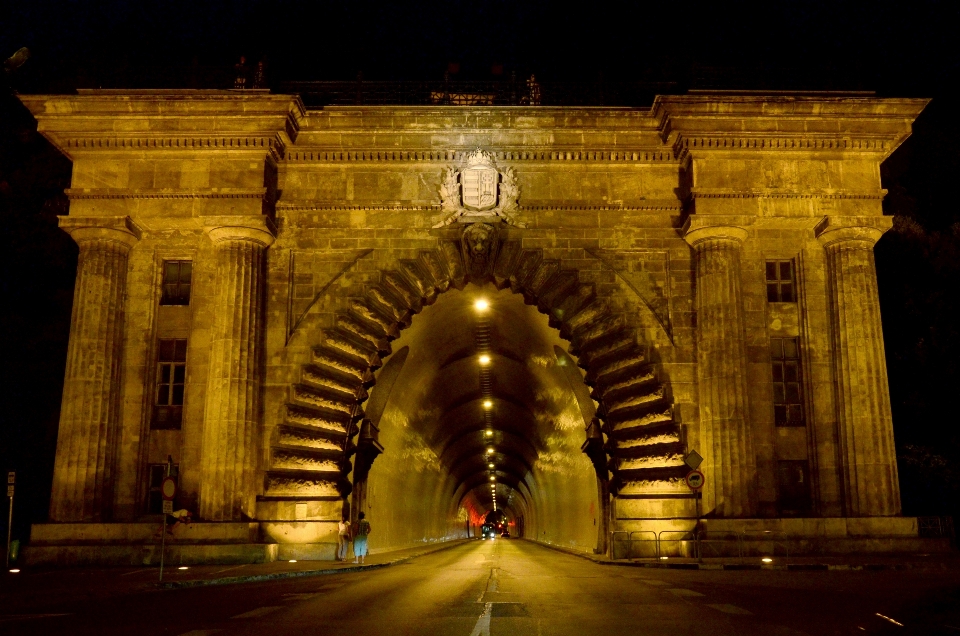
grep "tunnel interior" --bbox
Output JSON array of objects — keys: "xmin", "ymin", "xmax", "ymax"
[{"xmin": 359, "ymin": 284, "xmax": 603, "ymax": 553}]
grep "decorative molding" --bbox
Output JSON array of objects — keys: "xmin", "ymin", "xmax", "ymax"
[
  {"xmin": 66, "ymin": 188, "xmax": 268, "ymax": 200},
  {"xmin": 690, "ymin": 188, "xmax": 887, "ymax": 200},
  {"xmin": 283, "ymin": 148, "xmax": 678, "ymax": 163},
  {"xmin": 275, "ymin": 202, "xmax": 682, "ymax": 213},
  {"xmin": 62, "ymin": 135, "xmax": 286, "ymax": 160},
  {"xmin": 674, "ymin": 134, "xmax": 890, "ymax": 161}
]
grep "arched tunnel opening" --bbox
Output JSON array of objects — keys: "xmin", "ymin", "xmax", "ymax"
[{"xmin": 352, "ymin": 284, "xmax": 605, "ymax": 554}]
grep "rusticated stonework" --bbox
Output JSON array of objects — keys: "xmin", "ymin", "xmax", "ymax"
[{"xmin": 20, "ymin": 91, "xmax": 929, "ymax": 563}]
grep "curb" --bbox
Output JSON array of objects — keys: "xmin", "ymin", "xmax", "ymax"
[
  {"xmin": 527, "ymin": 538, "xmax": 953, "ymax": 572},
  {"xmin": 158, "ymin": 539, "xmax": 470, "ymax": 589}
]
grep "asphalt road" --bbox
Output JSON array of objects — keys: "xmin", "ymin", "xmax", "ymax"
[{"xmin": 3, "ymin": 539, "xmax": 959, "ymax": 635}]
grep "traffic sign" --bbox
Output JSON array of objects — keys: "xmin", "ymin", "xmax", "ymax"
[
  {"xmin": 162, "ymin": 500, "xmax": 174, "ymax": 514},
  {"xmin": 684, "ymin": 451, "xmax": 703, "ymax": 470},
  {"xmin": 685, "ymin": 470, "xmax": 705, "ymax": 490},
  {"xmin": 6, "ymin": 486, "xmax": 12, "ymax": 497},
  {"xmin": 161, "ymin": 477, "xmax": 177, "ymax": 501},
  {"xmin": 6, "ymin": 471, "xmax": 14, "ymax": 484}
]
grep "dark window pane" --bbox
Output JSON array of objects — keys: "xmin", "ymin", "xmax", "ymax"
[
  {"xmin": 149, "ymin": 465, "xmax": 164, "ymax": 487},
  {"xmin": 765, "ymin": 262, "xmax": 778, "ymax": 281},
  {"xmin": 770, "ymin": 338, "xmax": 783, "ymax": 359},
  {"xmin": 785, "ymin": 383, "xmax": 801, "ymax": 403},
  {"xmin": 174, "ymin": 340, "xmax": 187, "ymax": 361},
  {"xmin": 780, "ymin": 283, "xmax": 795, "ymax": 302},
  {"xmin": 767, "ymin": 283, "xmax": 779, "ymax": 302},
  {"xmin": 158, "ymin": 385, "xmax": 170, "ymax": 404},
  {"xmin": 772, "ymin": 363, "xmax": 784, "ymax": 382},
  {"xmin": 172, "ymin": 385, "xmax": 184, "ymax": 405},
  {"xmin": 160, "ymin": 365, "xmax": 170, "ymax": 383},
  {"xmin": 159, "ymin": 340, "xmax": 174, "ymax": 361},
  {"xmin": 784, "ymin": 362, "xmax": 798, "ymax": 382},
  {"xmin": 779, "ymin": 261, "xmax": 793, "ymax": 282},
  {"xmin": 179, "ymin": 262, "xmax": 192, "ymax": 282},
  {"xmin": 783, "ymin": 338, "xmax": 798, "ymax": 359},
  {"xmin": 163, "ymin": 262, "xmax": 179, "ymax": 283},
  {"xmin": 173, "ymin": 365, "xmax": 185, "ymax": 383},
  {"xmin": 774, "ymin": 405, "xmax": 787, "ymax": 425},
  {"xmin": 787, "ymin": 404, "xmax": 804, "ymax": 424}
]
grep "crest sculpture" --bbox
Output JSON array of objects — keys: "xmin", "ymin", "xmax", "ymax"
[
  {"xmin": 435, "ymin": 149, "xmax": 524, "ymax": 227},
  {"xmin": 459, "ymin": 222, "xmax": 501, "ymax": 280}
]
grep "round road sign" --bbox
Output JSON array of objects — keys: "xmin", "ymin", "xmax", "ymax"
[
  {"xmin": 161, "ymin": 477, "xmax": 177, "ymax": 501},
  {"xmin": 685, "ymin": 470, "xmax": 705, "ymax": 491}
]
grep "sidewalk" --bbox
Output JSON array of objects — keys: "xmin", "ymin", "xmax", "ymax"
[
  {"xmin": 532, "ymin": 539, "xmax": 960, "ymax": 571},
  {"xmin": 1, "ymin": 539, "xmax": 471, "ymax": 613}
]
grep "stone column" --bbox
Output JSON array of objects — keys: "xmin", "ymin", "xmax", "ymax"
[
  {"xmin": 684, "ymin": 219, "xmax": 756, "ymax": 517},
  {"xmin": 51, "ymin": 216, "xmax": 140, "ymax": 521},
  {"xmin": 816, "ymin": 216, "xmax": 899, "ymax": 516},
  {"xmin": 200, "ymin": 217, "xmax": 275, "ymax": 521}
]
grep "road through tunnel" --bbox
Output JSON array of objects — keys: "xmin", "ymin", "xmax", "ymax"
[{"xmin": 357, "ymin": 285, "xmax": 603, "ymax": 553}]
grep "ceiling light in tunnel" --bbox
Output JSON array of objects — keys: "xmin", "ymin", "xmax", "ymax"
[
  {"xmin": 478, "ymin": 355, "xmax": 491, "ymax": 365},
  {"xmin": 488, "ymin": 463, "xmax": 494, "ymax": 468},
  {"xmin": 486, "ymin": 447, "xmax": 494, "ymax": 454},
  {"xmin": 485, "ymin": 429, "xmax": 493, "ymax": 436},
  {"xmin": 483, "ymin": 400, "xmax": 493, "ymax": 409},
  {"xmin": 474, "ymin": 299, "xmax": 490, "ymax": 311},
  {"xmin": 489, "ymin": 476, "xmax": 496, "ymax": 481}
]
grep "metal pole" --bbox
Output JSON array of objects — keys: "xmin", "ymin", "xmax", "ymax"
[
  {"xmin": 5, "ymin": 494, "xmax": 13, "ymax": 570},
  {"xmin": 159, "ymin": 514, "xmax": 166, "ymax": 582},
  {"xmin": 695, "ymin": 491, "xmax": 702, "ymax": 563}
]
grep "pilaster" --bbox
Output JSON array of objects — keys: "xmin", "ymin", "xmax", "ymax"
[
  {"xmin": 816, "ymin": 215, "xmax": 899, "ymax": 516},
  {"xmin": 52, "ymin": 216, "xmax": 141, "ymax": 521},
  {"xmin": 684, "ymin": 216, "xmax": 756, "ymax": 517},
  {"xmin": 199, "ymin": 216, "xmax": 275, "ymax": 521}
]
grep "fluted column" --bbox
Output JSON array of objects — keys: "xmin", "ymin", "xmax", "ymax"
[
  {"xmin": 200, "ymin": 218, "xmax": 275, "ymax": 521},
  {"xmin": 684, "ymin": 220, "xmax": 756, "ymax": 517},
  {"xmin": 51, "ymin": 216, "xmax": 140, "ymax": 521},
  {"xmin": 816, "ymin": 216, "xmax": 899, "ymax": 516}
]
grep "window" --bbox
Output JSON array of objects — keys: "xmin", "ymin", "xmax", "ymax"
[
  {"xmin": 152, "ymin": 339, "xmax": 187, "ymax": 430},
  {"xmin": 777, "ymin": 460, "xmax": 811, "ymax": 515},
  {"xmin": 765, "ymin": 260, "xmax": 796, "ymax": 302},
  {"xmin": 770, "ymin": 337, "xmax": 804, "ymax": 427},
  {"xmin": 146, "ymin": 463, "xmax": 179, "ymax": 514},
  {"xmin": 161, "ymin": 260, "xmax": 192, "ymax": 305}
]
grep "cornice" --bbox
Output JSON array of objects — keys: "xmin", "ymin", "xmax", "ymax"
[
  {"xmin": 690, "ymin": 188, "xmax": 886, "ymax": 200},
  {"xmin": 276, "ymin": 202, "xmax": 682, "ymax": 213},
  {"xmin": 283, "ymin": 148, "xmax": 679, "ymax": 164},
  {"xmin": 61, "ymin": 134, "xmax": 285, "ymax": 158},
  {"xmin": 66, "ymin": 188, "xmax": 269, "ymax": 200},
  {"xmin": 673, "ymin": 134, "xmax": 891, "ymax": 161}
]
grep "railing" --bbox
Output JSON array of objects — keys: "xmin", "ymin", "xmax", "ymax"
[
  {"xmin": 918, "ymin": 516, "xmax": 956, "ymax": 539},
  {"xmin": 611, "ymin": 530, "xmax": 659, "ymax": 560},
  {"xmin": 279, "ymin": 79, "xmax": 679, "ymax": 107}
]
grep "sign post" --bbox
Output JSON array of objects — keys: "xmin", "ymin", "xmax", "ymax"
[
  {"xmin": 6, "ymin": 472, "xmax": 14, "ymax": 570},
  {"xmin": 684, "ymin": 452, "xmax": 704, "ymax": 562},
  {"xmin": 159, "ymin": 476, "xmax": 177, "ymax": 582}
]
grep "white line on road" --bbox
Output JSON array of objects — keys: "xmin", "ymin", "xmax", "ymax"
[
  {"xmin": 230, "ymin": 606, "xmax": 282, "ymax": 619},
  {"xmin": 468, "ymin": 603, "xmax": 493, "ymax": 636},
  {"xmin": 667, "ymin": 588, "xmax": 705, "ymax": 597},
  {"xmin": 707, "ymin": 604, "xmax": 753, "ymax": 615}
]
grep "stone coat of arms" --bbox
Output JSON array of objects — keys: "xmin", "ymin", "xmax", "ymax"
[{"xmin": 435, "ymin": 149, "xmax": 524, "ymax": 227}]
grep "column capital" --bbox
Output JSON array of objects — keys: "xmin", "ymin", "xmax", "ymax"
[
  {"xmin": 58, "ymin": 215, "xmax": 141, "ymax": 249},
  {"xmin": 682, "ymin": 215, "xmax": 752, "ymax": 247},
  {"xmin": 202, "ymin": 215, "xmax": 276, "ymax": 247},
  {"xmin": 815, "ymin": 216, "xmax": 893, "ymax": 248}
]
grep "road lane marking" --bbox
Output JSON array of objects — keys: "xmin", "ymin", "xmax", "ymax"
[
  {"xmin": 468, "ymin": 603, "xmax": 493, "ymax": 636},
  {"xmin": 231, "ymin": 606, "xmax": 282, "ymax": 619},
  {"xmin": 707, "ymin": 604, "xmax": 753, "ymax": 615},
  {"xmin": 119, "ymin": 568, "xmax": 152, "ymax": 576},
  {"xmin": 637, "ymin": 579, "xmax": 670, "ymax": 586},
  {"xmin": 282, "ymin": 593, "xmax": 317, "ymax": 601},
  {"xmin": 667, "ymin": 588, "xmax": 705, "ymax": 597}
]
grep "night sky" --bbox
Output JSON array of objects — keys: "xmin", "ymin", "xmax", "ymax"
[{"xmin": 1, "ymin": 1, "xmax": 958, "ymax": 538}]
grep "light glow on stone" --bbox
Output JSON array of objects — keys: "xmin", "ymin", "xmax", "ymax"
[{"xmin": 479, "ymin": 355, "xmax": 491, "ymax": 365}]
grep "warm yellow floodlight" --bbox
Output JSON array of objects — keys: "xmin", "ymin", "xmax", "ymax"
[
  {"xmin": 483, "ymin": 400, "xmax": 493, "ymax": 409},
  {"xmin": 474, "ymin": 299, "xmax": 489, "ymax": 311},
  {"xmin": 479, "ymin": 355, "xmax": 491, "ymax": 365}
]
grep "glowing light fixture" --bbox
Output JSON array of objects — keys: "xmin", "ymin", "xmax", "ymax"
[
  {"xmin": 485, "ymin": 429, "xmax": 493, "ymax": 437},
  {"xmin": 488, "ymin": 463, "xmax": 494, "ymax": 468},
  {"xmin": 483, "ymin": 400, "xmax": 493, "ymax": 409},
  {"xmin": 289, "ymin": 559, "xmax": 298, "ymax": 563},
  {"xmin": 659, "ymin": 556, "xmax": 669, "ymax": 560},
  {"xmin": 9, "ymin": 568, "xmax": 20, "ymax": 573},
  {"xmin": 479, "ymin": 355, "xmax": 491, "ymax": 365},
  {"xmin": 489, "ymin": 476, "xmax": 496, "ymax": 481},
  {"xmin": 474, "ymin": 299, "xmax": 489, "ymax": 311},
  {"xmin": 761, "ymin": 557, "xmax": 773, "ymax": 563},
  {"xmin": 486, "ymin": 447, "xmax": 494, "ymax": 454},
  {"xmin": 178, "ymin": 566, "xmax": 189, "ymax": 570}
]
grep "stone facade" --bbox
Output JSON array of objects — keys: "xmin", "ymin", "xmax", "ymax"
[{"xmin": 20, "ymin": 91, "xmax": 928, "ymax": 560}]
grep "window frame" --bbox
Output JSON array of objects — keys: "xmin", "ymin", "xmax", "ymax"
[
  {"xmin": 770, "ymin": 336, "xmax": 805, "ymax": 427},
  {"xmin": 765, "ymin": 259, "xmax": 797, "ymax": 303},
  {"xmin": 160, "ymin": 259, "xmax": 192, "ymax": 306},
  {"xmin": 152, "ymin": 338, "xmax": 187, "ymax": 430}
]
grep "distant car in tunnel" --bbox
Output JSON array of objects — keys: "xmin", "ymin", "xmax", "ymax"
[
  {"xmin": 500, "ymin": 530, "xmax": 510, "ymax": 538},
  {"xmin": 481, "ymin": 524, "xmax": 497, "ymax": 540}
]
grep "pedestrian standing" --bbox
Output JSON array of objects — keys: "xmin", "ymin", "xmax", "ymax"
[
  {"xmin": 352, "ymin": 512, "xmax": 371, "ymax": 564},
  {"xmin": 337, "ymin": 517, "xmax": 351, "ymax": 561}
]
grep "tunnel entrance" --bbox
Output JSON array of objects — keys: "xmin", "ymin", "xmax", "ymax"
[{"xmin": 355, "ymin": 285, "xmax": 604, "ymax": 553}]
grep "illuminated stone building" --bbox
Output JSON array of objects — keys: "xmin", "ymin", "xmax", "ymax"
[{"xmin": 19, "ymin": 91, "xmax": 934, "ymax": 563}]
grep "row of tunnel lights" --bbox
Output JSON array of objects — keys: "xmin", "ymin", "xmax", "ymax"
[{"xmin": 475, "ymin": 299, "xmax": 501, "ymax": 512}]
